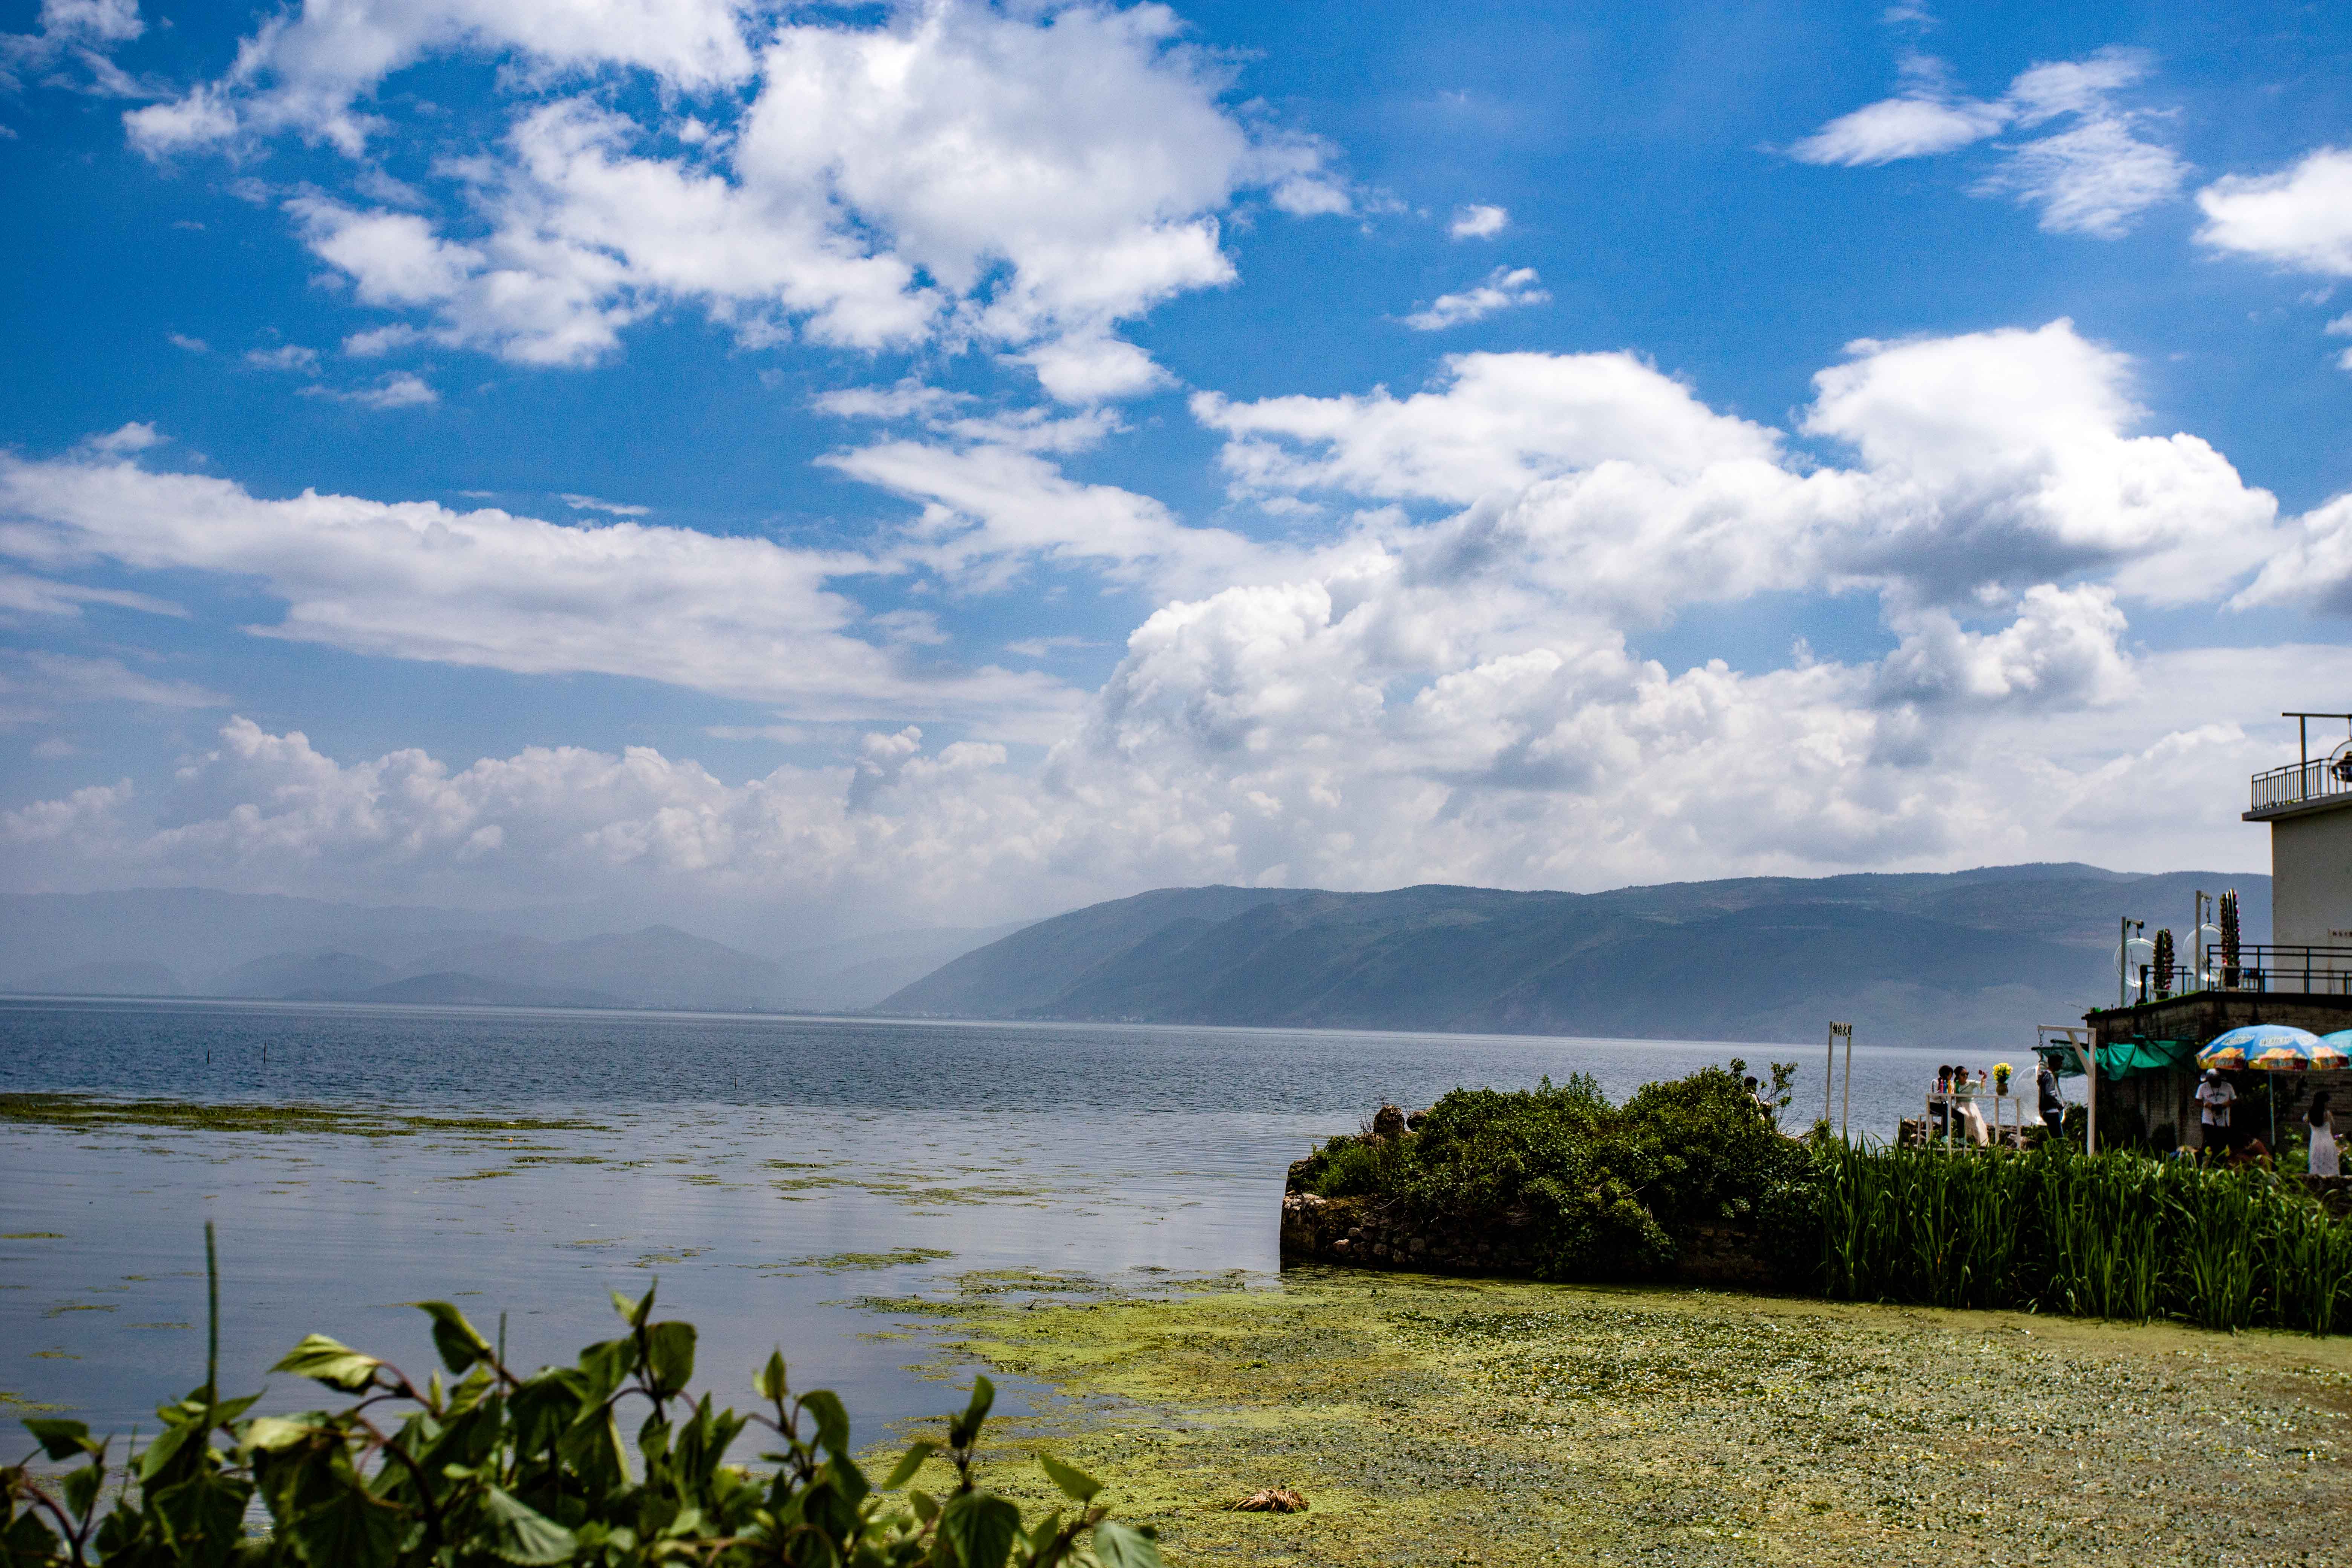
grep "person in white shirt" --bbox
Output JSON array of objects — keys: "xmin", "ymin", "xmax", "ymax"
[{"xmin": 2196, "ymin": 1069, "xmax": 2237, "ymax": 1157}]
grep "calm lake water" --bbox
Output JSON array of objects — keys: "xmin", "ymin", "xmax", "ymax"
[{"xmin": 0, "ymin": 998, "xmax": 2023, "ymax": 1439}]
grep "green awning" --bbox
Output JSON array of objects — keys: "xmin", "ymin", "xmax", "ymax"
[{"xmin": 2035, "ymin": 1036, "xmax": 2198, "ymax": 1081}]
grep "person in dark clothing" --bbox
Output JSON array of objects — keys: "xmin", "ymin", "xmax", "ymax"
[{"xmin": 2036, "ymin": 1060, "xmax": 2066, "ymax": 1136}]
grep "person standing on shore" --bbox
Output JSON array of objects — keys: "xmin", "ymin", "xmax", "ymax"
[
  {"xmin": 2309, "ymin": 1091, "xmax": 2340, "ymax": 1178},
  {"xmin": 2037, "ymin": 1060, "xmax": 2065, "ymax": 1138},
  {"xmin": 2196, "ymin": 1069, "xmax": 2237, "ymax": 1159}
]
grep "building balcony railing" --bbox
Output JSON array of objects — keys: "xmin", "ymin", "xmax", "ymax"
[
  {"xmin": 2251, "ymin": 756, "xmax": 2352, "ymax": 814},
  {"xmin": 2131, "ymin": 945, "xmax": 2352, "ymax": 1003}
]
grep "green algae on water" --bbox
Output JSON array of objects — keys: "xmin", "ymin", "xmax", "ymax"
[
  {"xmin": 0, "ymin": 1093, "xmax": 602, "ymax": 1139},
  {"xmin": 882, "ymin": 1268, "xmax": 2352, "ymax": 1567}
]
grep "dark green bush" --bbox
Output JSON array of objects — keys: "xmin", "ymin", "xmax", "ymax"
[
  {"xmin": 2, "ymin": 1232, "xmax": 1162, "ymax": 1568},
  {"xmin": 1291, "ymin": 1065, "xmax": 1807, "ymax": 1279}
]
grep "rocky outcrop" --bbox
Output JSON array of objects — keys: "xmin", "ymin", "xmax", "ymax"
[{"xmin": 1279, "ymin": 1191, "xmax": 1773, "ymax": 1286}]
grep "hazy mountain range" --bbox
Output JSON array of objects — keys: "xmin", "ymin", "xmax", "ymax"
[
  {"xmin": 2, "ymin": 865, "xmax": 2268, "ymax": 1046},
  {"xmin": 0, "ymin": 888, "xmax": 1021, "ymax": 1012},
  {"xmin": 880, "ymin": 865, "xmax": 2271, "ymax": 1049}
]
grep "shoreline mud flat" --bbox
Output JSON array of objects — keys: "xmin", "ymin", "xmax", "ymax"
[{"xmin": 897, "ymin": 1268, "xmax": 2352, "ymax": 1567}]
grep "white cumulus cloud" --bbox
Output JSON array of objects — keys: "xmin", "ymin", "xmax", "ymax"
[
  {"xmin": 1447, "ymin": 204, "xmax": 1508, "ymax": 239},
  {"xmin": 2196, "ymin": 147, "xmax": 2352, "ymax": 278},
  {"xmin": 145, "ymin": 1, "xmax": 1345, "ymax": 402},
  {"xmin": 0, "ymin": 318, "xmax": 2329, "ymax": 924}
]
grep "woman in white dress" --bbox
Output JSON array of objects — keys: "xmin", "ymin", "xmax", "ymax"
[
  {"xmin": 1955, "ymin": 1069, "xmax": 1990, "ymax": 1146},
  {"xmin": 2309, "ymin": 1092, "xmax": 2340, "ymax": 1178}
]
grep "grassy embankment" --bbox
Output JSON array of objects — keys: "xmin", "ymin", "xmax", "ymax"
[{"xmin": 884, "ymin": 1267, "xmax": 2352, "ymax": 1568}]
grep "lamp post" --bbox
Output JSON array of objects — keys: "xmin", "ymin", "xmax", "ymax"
[{"xmin": 2118, "ymin": 916, "xmax": 2145, "ymax": 1010}]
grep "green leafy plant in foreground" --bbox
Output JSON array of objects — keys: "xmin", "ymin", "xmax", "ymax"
[{"xmin": 2, "ymin": 1229, "xmax": 1160, "ymax": 1568}]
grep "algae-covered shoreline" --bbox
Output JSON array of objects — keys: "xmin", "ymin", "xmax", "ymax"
[{"xmin": 885, "ymin": 1267, "xmax": 2352, "ymax": 1567}]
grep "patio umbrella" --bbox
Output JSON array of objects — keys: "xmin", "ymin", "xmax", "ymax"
[
  {"xmin": 2309, "ymin": 1031, "xmax": 2352, "ymax": 1070},
  {"xmin": 2249, "ymin": 1040, "xmax": 2327, "ymax": 1070},
  {"xmin": 2199, "ymin": 1024, "xmax": 2319, "ymax": 1070}
]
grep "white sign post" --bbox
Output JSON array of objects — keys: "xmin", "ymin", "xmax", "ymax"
[{"xmin": 1833, "ymin": 1023, "xmax": 1854, "ymax": 1142}]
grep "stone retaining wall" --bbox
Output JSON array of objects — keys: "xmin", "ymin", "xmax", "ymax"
[{"xmin": 1279, "ymin": 1190, "xmax": 1773, "ymax": 1286}]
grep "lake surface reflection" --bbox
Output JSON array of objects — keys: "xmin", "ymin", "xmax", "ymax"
[{"xmin": 0, "ymin": 999, "xmax": 1991, "ymax": 1435}]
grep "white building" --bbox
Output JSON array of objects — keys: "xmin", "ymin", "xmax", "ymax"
[{"xmin": 2244, "ymin": 713, "xmax": 2352, "ymax": 972}]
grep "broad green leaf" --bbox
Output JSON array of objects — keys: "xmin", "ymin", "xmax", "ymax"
[
  {"xmin": 3, "ymin": 1504, "xmax": 61, "ymax": 1561},
  {"xmin": 1092, "ymin": 1519, "xmax": 1165, "ymax": 1568},
  {"xmin": 148, "ymin": 1470, "xmax": 256, "ymax": 1568},
  {"xmin": 826, "ymin": 1452, "xmax": 870, "ymax": 1508},
  {"xmin": 210, "ymin": 1393, "xmax": 260, "ymax": 1426},
  {"xmin": 411, "ymin": 1302, "xmax": 492, "ymax": 1375},
  {"xmin": 510, "ymin": 1371, "xmax": 586, "ymax": 1455},
  {"xmin": 1037, "ymin": 1454, "xmax": 1100, "ymax": 1505},
  {"xmin": 557, "ymin": 1407, "xmax": 631, "ymax": 1494},
  {"xmin": 21, "ymin": 1418, "xmax": 96, "ymax": 1461},
  {"xmin": 936, "ymin": 1491, "xmax": 1022, "ymax": 1568},
  {"xmin": 272, "ymin": 1334, "xmax": 383, "ymax": 1394},
  {"xmin": 577, "ymin": 1338, "xmax": 632, "ymax": 1403},
  {"xmin": 910, "ymin": 1490, "xmax": 940, "ymax": 1525},
  {"xmin": 612, "ymin": 1285, "xmax": 654, "ymax": 1329},
  {"xmin": 476, "ymin": 1486, "xmax": 578, "ymax": 1566},
  {"xmin": 800, "ymin": 1389, "xmax": 849, "ymax": 1458},
  {"xmin": 753, "ymin": 1350, "xmax": 788, "ymax": 1403},
  {"xmin": 643, "ymin": 1320, "xmax": 696, "ymax": 1396},
  {"xmin": 242, "ymin": 1417, "xmax": 317, "ymax": 1455},
  {"xmin": 137, "ymin": 1417, "xmax": 198, "ymax": 1482},
  {"xmin": 286, "ymin": 1477, "xmax": 408, "ymax": 1568},
  {"xmin": 3, "ymin": 1508, "xmax": 61, "ymax": 1560},
  {"xmin": 61, "ymin": 1462, "xmax": 102, "ymax": 1521},
  {"xmin": 1026, "ymin": 1508, "xmax": 1064, "ymax": 1560},
  {"xmin": 881, "ymin": 1440, "xmax": 937, "ymax": 1490}
]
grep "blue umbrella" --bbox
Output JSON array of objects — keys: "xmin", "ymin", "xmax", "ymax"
[
  {"xmin": 2199, "ymin": 1024, "xmax": 2320, "ymax": 1070},
  {"xmin": 2307, "ymin": 1031, "xmax": 2352, "ymax": 1070}
]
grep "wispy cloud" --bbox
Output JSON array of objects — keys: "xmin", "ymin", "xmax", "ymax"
[
  {"xmin": 298, "ymin": 371, "xmax": 437, "ymax": 409},
  {"xmin": 562, "ymin": 493, "xmax": 651, "ymax": 517},
  {"xmin": 1787, "ymin": 46, "xmax": 2186, "ymax": 237},
  {"xmin": 244, "ymin": 343, "xmax": 320, "ymax": 372},
  {"xmin": 1401, "ymin": 267, "xmax": 1550, "ymax": 331}
]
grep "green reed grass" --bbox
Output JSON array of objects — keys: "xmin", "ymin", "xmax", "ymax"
[{"xmin": 1811, "ymin": 1141, "xmax": 2352, "ymax": 1334}]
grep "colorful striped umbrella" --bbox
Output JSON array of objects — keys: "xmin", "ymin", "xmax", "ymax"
[
  {"xmin": 2199, "ymin": 1024, "xmax": 2320, "ymax": 1071},
  {"xmin": 2308, "ymin": 1031, "xmax": 2352, "ymax": 1070}
]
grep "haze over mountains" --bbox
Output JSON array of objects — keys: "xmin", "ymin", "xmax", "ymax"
[
  {"xmin": 0, "ymin": 888, "xmax": 1020, "ymax": 1012},
  {"xmin": 881, "ymin": 865, "xmax": 2272, "ymax": 1049},
  {"xmin": 2, "ymin": 865, "xmax": 2268, "ymax": 1047}
]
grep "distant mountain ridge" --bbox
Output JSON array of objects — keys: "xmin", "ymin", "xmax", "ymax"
[
  {"xmin": 0, "ymin": 888, "xmax": 1026, "ymax": 1012},
  {"xmin": 876, "ymin": 866, "xmax": 2272, "ymax": 1049}
]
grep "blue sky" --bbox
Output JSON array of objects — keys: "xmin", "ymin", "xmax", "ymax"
[{"xmin": 2, "ymin": 0, "xmax": 2349, "ymax": 946}]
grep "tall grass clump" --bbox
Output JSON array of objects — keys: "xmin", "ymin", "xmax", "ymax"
[{"xmin": 1812, "ymin": 1141, "xmax": 2352, "ymax": 1334}]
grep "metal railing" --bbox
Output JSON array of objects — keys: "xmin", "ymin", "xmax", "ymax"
[
  {"xmin": 2250, "ymin": 756, "xmax": 2352, "ymax": 813},
  {"xmin": 2133, "ymin": 945, "xmax": 2352, "ymax": 1000}
]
